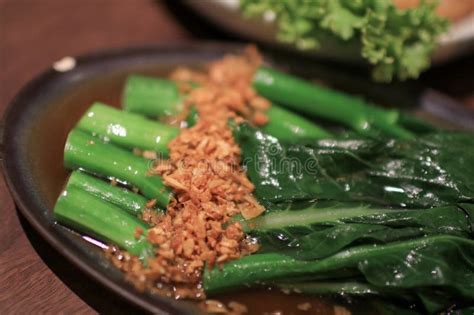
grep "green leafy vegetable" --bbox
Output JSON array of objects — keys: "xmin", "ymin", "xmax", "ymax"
[
  {"xmin": 67, "ymin": 170, "xmax": 158, "ymax": 216},
  {"xmin": 234, "ymin": 123, "xmax": 474, "ymax": 208},
  {"xmin": 237, "ymin": 203, "xmax": 474, "ymax": 261},
  {"xmin": 121, "ymin": 74, "xmax": 331, "ymax": 142},
  {"xmin": 77, "ymin": 102, "xmax": 179, "ymax": 156},
  {"xmin": 263, "ymin": 103, "xmax": 333, "ymax": 141},
  {"xmin": 64, "ymin": 129, "xmax": 172, "ymax": 208},
  {"xmin": 54, "ymin": 185, "xmax": 154, "ymax": 261},
  {"xmin": 240, "ymin": 0, "xmax": 448, "ymax": 82},
  {"xmin": 253, "ymin": 67, "xmax": 414, "ymax": 138},
  {"xmin": 204, "ymin": 235, "xmax": 474, "ymax": 313},
  {"xmin": 226, "ymin": 119, "xmax": 474, "ymax": 312},
  {"xmin": 123, "ymin": 75, "xmax": 182, "ymax": 117}
]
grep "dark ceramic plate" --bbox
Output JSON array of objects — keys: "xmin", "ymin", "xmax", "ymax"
[{"xmin": 2, "ymin": 42, "xmax": 474, "ymax": 314}]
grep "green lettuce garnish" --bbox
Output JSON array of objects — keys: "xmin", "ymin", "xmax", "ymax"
[{"xmin": 240, "ymin": 0, "xmax": 448, "ymax": 82}]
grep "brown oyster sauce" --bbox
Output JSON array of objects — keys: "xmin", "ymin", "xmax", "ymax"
[{"xmin": 40, "ymin": 54, "xmax": 378, "ymax": 315}]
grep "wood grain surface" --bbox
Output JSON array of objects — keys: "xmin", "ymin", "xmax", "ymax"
[
  {"xmin": 0, "ymin": 1, "xmax": 472, "ymax": 314},
  {"xmin": 0, "ymin": 1, "xmax": 188, "ymax": 314}
]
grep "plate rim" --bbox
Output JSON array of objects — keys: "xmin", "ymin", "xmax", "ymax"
[{"xmin": 1, "ymin": 41, "xmax": 248, "ymax": 315}]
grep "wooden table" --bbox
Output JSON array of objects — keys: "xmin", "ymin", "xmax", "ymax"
[
  {"xmin": 0, "ymin": 1, "xmax": 189, "ymax": 313},
  {"xmin": 0, "ymin": 1, "xmax": 472, "ymax": 314}
]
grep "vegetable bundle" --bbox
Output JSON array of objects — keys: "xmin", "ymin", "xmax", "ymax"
[{"xmin": 53, "ymin": 64, "xmax": 474, "ymax": 314}]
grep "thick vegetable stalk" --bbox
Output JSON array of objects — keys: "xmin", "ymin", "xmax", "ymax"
[
  {"xmin": 67, "ymin": 170, "xmax": 158, "ymax": 216},
  {"xmin": 64, "ymin": 129, "xmax": 172, "ymax": 208},
  {"xmin": 54, "ymin": 185, "xmax": 154, "ymax": 260},
  {"xmin": 253, "ymin": 67, "xmax": 414, "ymax": 139},
  {"xmin": 122, "ymin": 75, "xmax": 331, "ymax": 142},
  {"xmin": 77, "ymin": 102, "xmax": 179, "ymax": 156},
  {"xmin": 236, "ymin": 203, "xmax": 474, "ymax": 260},
  {"xmin": 262, "ymin": 105, "xmax": 331, "ymax": 141},
  {"xmin": 123, "ymin": 75, "xmax": 182, "ymax": 117},
  {"xmin": 203, "ymin": 235, "xmax": 474, "ymax": 313},
  {"xmin": 236, "ymin": 202, "xmax": 394, "ymax": 233}
]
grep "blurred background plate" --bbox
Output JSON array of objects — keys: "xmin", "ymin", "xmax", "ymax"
[{"xmin": 183, "ymin": 0, "xmax": 474, "ymax": 64}]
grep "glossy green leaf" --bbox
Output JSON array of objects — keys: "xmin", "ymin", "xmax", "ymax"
[
  {"xmin": 234, "ymin": 124, "xmax": 474, "ymax": 208},
  {"xmin": 246, "ymin": 204, "xmax": 474, "ymax": 260},
  {"xmin": 204, "ymin": 235, "xmax": 474, "ymax": 313}
]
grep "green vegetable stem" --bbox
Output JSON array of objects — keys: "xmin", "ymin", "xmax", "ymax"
[
  {"xmin": 234, "ymin": 123, "xmax": 474, "ymax": 208},
  {"xmin": 77, "ymin": 102, "xmax": 179, "ymax": 156},
  {"xmin": 121, "ymin": 74, "xmax": 331, "ymax": 142},
  {"xmin": 64, "ymin": 129, "xmax": 172, "ymax": 208},
  {"xmin": 263, "ymin": 105, "xmax": 332, "ymax": 141},
  {"xmin": 54, "ymin": 185, "xmax": 154, "ymax": 260},
  {"xmin": 204, "ymin": 235, "xmax": 474, "ymax": 313},
  {"xmin": 123, "ymin": 75, "xmax": 182, "ymax": 117},
  {"xmin": 238, "ymin": 203, "xmax": 474, "ymax": 260},
  {"xmin": 253, "ymin": 67, "xmax": 413, "ymax": 138},
  {"xmin": 67, "ymin": 170, "xmax": 160, "ymax": 216}
]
